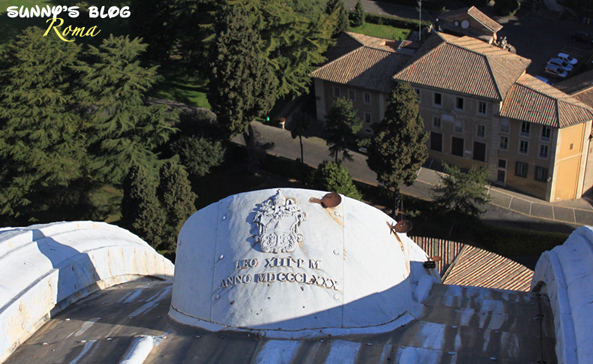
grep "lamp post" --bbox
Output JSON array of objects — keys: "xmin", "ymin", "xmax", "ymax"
[{"xmin": 417, "ymin": 0, "xmax": 422, "ymax": 41}]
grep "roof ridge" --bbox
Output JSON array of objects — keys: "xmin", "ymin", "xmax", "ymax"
[
  {"xmin": 467, "ymin": 6, "xmax": 501, "ymax": 32},
  {"xmin": 516, "ymin": 75, "xmax": 593, "ymax": 113},
  {"xmin": 441, "ymin": 243, "xmax": 467, "ymax": 282},
  {"xmin": 311, "ymin": 46, "xmax": 367, "ymax": 76},
  {"xmin": 483, "ymin": 53, "xmax": 504, "ymax": 100}
]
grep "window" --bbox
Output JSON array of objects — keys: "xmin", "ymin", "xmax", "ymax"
[
  {"xmin": 454, "ymin": 120, "xmax": 463, "ymax": 133},
  {"xmin": 499, "ymin": 136, "xmax": 508, "ymax": 150},
  {"xmin": 478, "ymin": 102, "xmax": 487, "ymax": 115},
  {"xmin": 519, "ymin": 140, "xmax": 529, "ymax": 154},
  {"xmin": 348, "ymin": 89, "xmax": 356, "ymax": 101},
  {"xmin": 363, "ymin": 92, "xmax": 371, "ymax": 105},
  {"xmin": 535, "ymin": 167, "xmax": 548, "ymax": 182},
  {"xmin": 451, "ymin": 137, "xmax": 464, "ymax": 156},
  {"xmin": 521, "ymin": 121, "xmax": 530, "ymax": 137},
  {"xmin": 334, "ymin": 87, "xmax": 340, "ymax": 98},
  {"xmin": 476, "ymin": 125, "xmax": 485, "ymax": 138},
  {"xmin": 516, "ymin": 162, "xmax": 528, "ymax": 177},
  {"xmin": 456, "ymin": 97, "xmax": 464, "ymax": 111},
  {"xmin": 430, "ymin": 132, "xmax": 442, "ymax": 152},
  {"xmin": 541, "ymin": 126, "xmax": 551, "ymax": 141},
  {"xmin": 539, "ymin": 144, "xmax": 549, "ymax": 159},
  {"xmin": 434, "ymin": 92, "xmax": 442, "ymax": 106},
  {"xmin": 473, "ymin": 142, "xmax": 486, "ymax": 162},
  {"xmin": 364, "ymin": 112, "xmax": 372, "ymax": 124},
  {"xmin": 501, "ymin": 119, "xmax": 510, "ymax": 134},
  {"xmin": 433, "ymin": 116, "xmax": 441, "ymax": 128},
  {"xmin": 498, "ymin": 159, "xmax": 507, "ymax": 169}
]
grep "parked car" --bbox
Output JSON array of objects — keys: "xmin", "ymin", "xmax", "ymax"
[
  {"xmin": 558, "ymin": 53, "xmax": 578, "ymax": 65},
  {"xmin": 548, "ymin": 58, "xmax": 574, "ymax": 72},
  {"xmin": 535, "ymin": 75, "xmax": 550, "ymax": 84},
  {"xmin": 544, "ymin": 64, "xmax": 568, "ymax": 78},
  {"xmin": 572, "ymin": 31, "xmax": 593, "ymax": 43}
]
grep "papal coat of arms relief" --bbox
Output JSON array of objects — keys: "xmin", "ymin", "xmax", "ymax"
[{"xmin": 253, "ymin": 190, "xmax": 305, "ymax": 253}]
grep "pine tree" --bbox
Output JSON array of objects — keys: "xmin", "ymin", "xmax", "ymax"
[
  {"xmin": 76, "ymin": 35, "xmax": 176, "ymax": 185},
  {"xmin": 207, "ymin": 4, "xmax": 278, "ymax": 138},
  {"xmin": 353, "ymin": 0, "xmax": 366, "ymax": 27},
  {"xmin": 121, "ymin": 165, "xmax": 165, "ymax": 248},
  {"xmin": 0, "ymin": 27, "xmax": 87, "ymax": 220},
  {"xmin": 325, "ymin": 0, "xmax": 349, "ymax": 36},
  {"xmin": 325, "ymin": 97, "xmax": 363, "ymax": 163},
  {"xmin": 432, "ymin": 164, "xmax": 492, "ymax": 218},
  {"xmin": 366, "ymin": 82, "xmax": 428, "ymax": 217},
  {"xmin": 158, "ymin": 161, "xmax": 197, "ymax": 248},
  {"xmin": 315, "ymin": 161, "xmax": 362, "ymax": 200}
]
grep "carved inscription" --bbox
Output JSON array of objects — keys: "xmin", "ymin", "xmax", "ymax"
[{"xmin": 219, "ymin": 257, "xmax": 337, "ymax": 291}]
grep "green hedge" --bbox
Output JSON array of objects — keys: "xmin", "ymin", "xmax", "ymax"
[
  {"xmin": 360, "ymin": 0, "xmax": 445, "ymax": 11},
  {"xmin": 349, "ymin": 11, "xmax": 432, "ymax": 30},
  {"xmin": 472, "ymin": 224, "xmax": 568, "ymax": 256}
]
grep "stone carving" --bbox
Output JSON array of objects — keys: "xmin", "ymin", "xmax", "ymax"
[{"xmin": 253, "ymin": 190, "xmax": 305, "ymax": 253}]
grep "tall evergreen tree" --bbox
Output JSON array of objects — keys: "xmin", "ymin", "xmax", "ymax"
[
  {"xmin": 353, "ymin": 0, "xmax": 366, "ymax": 27},
  {"xmin": 76, "ymin": 35, "xmax": 176, "ymax": 184},
  {"xmin": 366, "ymin": 82, "xmax": 428, "ymax": 217},
  {"xmin": 325, "ymin": 0, "xmax": 349, "ymax": 36},
  {"xmin": 121, "ymin": 165, "xmax": 165, "ymax": 247},
  {"xmin": 0, "ymin": 27, "xmax": 87, "ymax": 221},
  {"xmin": 315, "ymin": 161, "xmax": 362, "ymax": 200},
  {"xmin": 325, "ymin": 97, "xmax": 363, "ymax": 163},
  {"xmin": 208, "ymin": 4, "xmax": 278, "ymax": 173},
  {"xmin": 158, "ymin": 161, "xmax": 197, "ymax": 248}
]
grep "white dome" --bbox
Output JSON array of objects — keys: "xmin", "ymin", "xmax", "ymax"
[{"xmin": 169, "ymin": 188, "xmax": 430, "ymax": 337}]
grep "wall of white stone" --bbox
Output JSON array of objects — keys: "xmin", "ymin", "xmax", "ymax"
[
  {"xmin": 532, "ymin": 226, "xmax": 593, "ymax": 364},
  {"xmin": 0, "ymin": 221, "xmax": 174, "ymax": 364}
]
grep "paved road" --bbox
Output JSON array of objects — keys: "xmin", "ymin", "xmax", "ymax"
[{"xmin": 234, "ymin": 122, "xmax": 593, "ymax": 233}]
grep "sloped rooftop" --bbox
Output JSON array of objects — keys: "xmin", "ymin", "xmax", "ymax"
[
  {"xmin": 439, "ymin": 6, "xmax": 503, "ymax": 33},
  {"xmin": 413, "ymin": 237, "xmax": 533, "ymax": 291},
  {"xmin": 501, "ymin": 73, "xmax": 593, "ymax": 128},
  {"xmin": 393, "ymin": 32, "xmax": 530, "ymax": 101},
  {"xmin": 554, "ymin": 69, "xmax": 593, "ymax": 109},
  {"xmin": 312, "ymin": 33, "xmax": 411, "ymax": 93}
]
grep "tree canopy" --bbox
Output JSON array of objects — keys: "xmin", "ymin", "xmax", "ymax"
[
  {"xmin": 325, "ymin": 0, "xmax": 349, "ymax": 37},
  {"xmin": 366, "ymin": 82, "xmax": 428, "ymax": 215},
  {"xmin": 76, "ymin": 35, "xmax": 176, "ymax": 184},
  {"xmin": 325, "ymin": 97, "xmax": 363, "ymax": 163},
  {"xmin": 207, "ymin": 4, "xmax": 278, "ymax": 138},
  {"xmin": 0, "ymin": 27, "xmax": 87, "ymax": 220},
  {"xmin": 315, "ymin": 161, "xmax": 362, "ymax": 200},
  {"xmin": 432, "ymin": 164, "xmax": 492, "ymax": 218}
]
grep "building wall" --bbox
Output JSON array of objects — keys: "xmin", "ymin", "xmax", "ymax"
[
  {"xmin": 316, "ymin": 80, "xmax": 388, "ymax": 138},
  {"xmin": 419, "ymin": 87, "xmax": 494, "ymax": 170},
  {"xmin": 552, "ymin": 122, "xmax": 589, "ymax": 201}
]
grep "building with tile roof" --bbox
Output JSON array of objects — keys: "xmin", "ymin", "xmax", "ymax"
[
  {"xmin": 437, "ymin": 6, "xmax": 503, "ymax": 44},
  {"xmin": 312, "ymin": 31, "xmax": 593, "ymax": 201}
]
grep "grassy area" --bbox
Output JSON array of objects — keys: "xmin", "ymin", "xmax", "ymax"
[
  {"xmin": 149, "ymin": 65, "xmax": 211, "ymax": 108},
  {"xmin": 350, "ymin": 23, "xmax": 412, "ymax": 41}
]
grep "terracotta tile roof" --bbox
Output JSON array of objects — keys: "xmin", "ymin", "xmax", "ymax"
[
  {"xmin": 554, "ymin": 69, "xmax": 593, "ymax": 109},
  {"xmin": 412, "ymin": 236, "xmax": 533, "ymax": 291},
  {"xmin": 439, "ymin": 6, "xmax": 503, "ymax": 33},
  {"xmin": 443, "ymin": 245, "xmax": 533, "ymax": 291},
  {"xmin": 501, "ymin": 74, "xmax": 593, "ymax": 128},
  {"xmin": 411, "ymin": 237, "xmax": 464, "ymax": 277},
  {"xmin": 393, "ymin": 32, "xmax": 530, "ymax": 101},
  {"xmin": 311, "ymin": 34, "xmax": 410, "ymax": 93}
]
